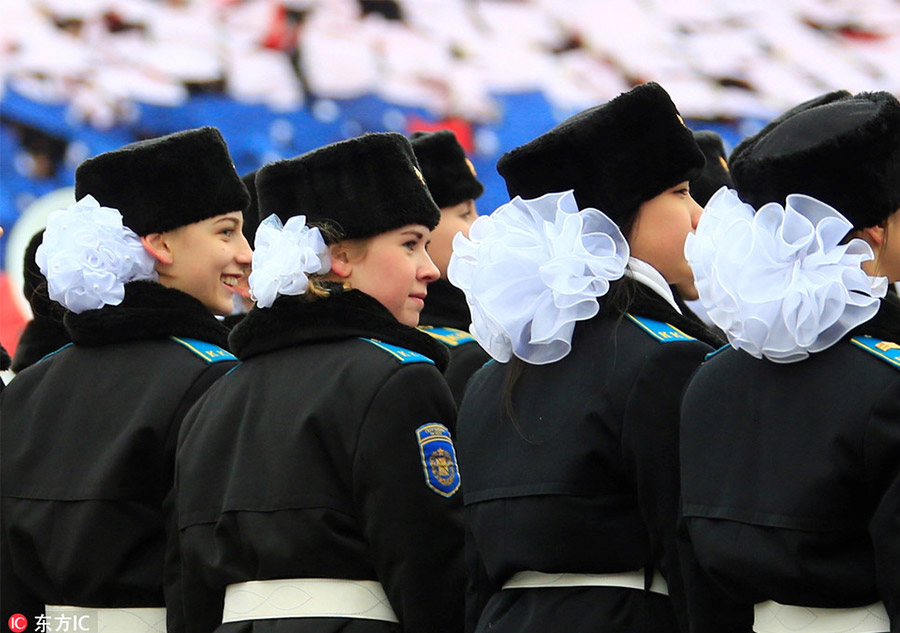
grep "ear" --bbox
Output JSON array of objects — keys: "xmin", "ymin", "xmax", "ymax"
[
  {"xmin": 327, "ymin": 242, "xmax": 353, "ymax": 279},
  {"xmin": 858, "ymin": 223, "xmax": 886, "ymax": 248},
  {"xmin": 140, "ymin": 233, "xmax": 175, "ymax": 265}
]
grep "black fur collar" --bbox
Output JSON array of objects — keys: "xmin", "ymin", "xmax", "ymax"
[
  {"xmin": 602, "ymin": 279, "xmax": 727, "ymax": 348},
  {"xmin": 64, "ymin": 281, "xmax": 230, "ymax": 348},
  {"xmin": 850, "ymin": 293, "xmax": 900, "ymax": 343},
  {"xmin": 418, "ymin": 279, "xmax": 472, "ymax": 331},
  {"xmin": 229, "ymin": 287, "xmax": 450, "ymax": 372},
  {"xmin": 0, "ymin": 343, "xmax": 10, "ymax": 371},
  {"xmin": 11, "ymin": 317, "xmax": 71, "ymax": 372}
]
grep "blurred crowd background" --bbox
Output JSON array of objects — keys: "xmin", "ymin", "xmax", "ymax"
[{"xmin": 2, "ymin": 0, "xmax": 900, "ymax": 353}]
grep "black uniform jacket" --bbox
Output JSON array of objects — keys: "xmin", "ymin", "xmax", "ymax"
[
  {"xmin": 418, "ymin": 280, "xmax": 490, "ymax": 406},
  {"xmin": 456, "ymin": 282, "xmax": 723, "ymax": 633},
  {"xmin": 680, "ymin": 294, "xmax": 900, "ymax": 633},
  {"xmin": 1, "ymin": 281, "xmax": 236, "ymax": 627},
  {"xmin": 175, "ymin": 288, "xmax": 466, "ymax": 633}
]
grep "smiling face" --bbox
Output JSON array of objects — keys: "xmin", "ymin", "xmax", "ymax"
[
  {"xmin": 150, "ymin": 211, "xmax": 253, "ymax": 315},
  {"xmin": 627, "ymin": 181, "xmax": 703, "ymax": 296},
  {"xmin": 333, "ymin": 223, "xmax": 440, "ymax": 326},
  {"xmin": 429, "ymin": 199, "xmax": 478, "ymax": 278}
]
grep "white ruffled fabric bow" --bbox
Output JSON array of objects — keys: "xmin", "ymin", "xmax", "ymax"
[
  {"xmin": 685, "ymin": 187, "xmax": 888, "ymax": 363},
  {"xmin": 36, "ymin": 195, "xmax": 158, "ymax": 314},
  {"xmin": 448, "ymin": 190, "xmax": 630, "ymax": 365},
  {"xmin": 249, "ymin": 214, "xmax": 331, "ymax": 308}
]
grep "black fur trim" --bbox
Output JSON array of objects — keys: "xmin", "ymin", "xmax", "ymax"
[
  {"xmin": 64, "ymin": 281, "xmax": 230, "ymax": 348},
  {"xmin": 418, "ymin": 279, "xmax": 472, "ymax": 331},
  {"xmin": 410, "ymin": 130, "xmax": 484, "ymax": 208},
  {"xmin": 0, "ymin": 343, "xmax": 10, "ymax": 371},
  {"xmin": 11, "ymin": 317, "xmax": 71, "ymax": 373},
  {"xmin": 229, "ymin": 287, "xmax": 450, "ymax": 372},
  {"xmin": 496, "ymin": 82, "xmax": 705, "ymax": 226},
  {"xmin": 75, "ymin": 127, "xmax": 250, "ymax": 236},
  {"xmin": 731, "ymin": 91, "xmax": 900, "ymax": 229},
  {"xmin": 256, "ymin": 133, "xmax": 440, "ymax": 241}
]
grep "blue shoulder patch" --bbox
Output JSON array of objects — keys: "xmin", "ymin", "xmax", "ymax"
[
  {"xmin": 626, "ymin": 314, "xmax": 696, "ymax": 343},
  {"xmin": 418, "ymin": 325, "xmax": 476, "ymax": 347},
  {"xmin": 360, "ymin": 338, "xmax": 434, "ymax": 365},
  {"xmin": 37, "ymin": 342, "xmax": 74, "ymax": 364},
  {"xmin": 850, "ymin": 336, "xmax": 900, "ymax": 370},
  {"xmin": 170, "ymin": 337, "xmax": 237, "ymax": 363},
  {"xmin": 705, "ymin": 344, "xmax": 731, "ymax": 361},
  {"xmin": 416, "ymin": 423, "xmax": 461, "ymax": 497}
]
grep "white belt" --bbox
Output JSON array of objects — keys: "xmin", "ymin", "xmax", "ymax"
[
  {"xmin": 222, "ymin": 578, "xmax": 399, "ymax": 623},
  {"xmin": 44, "ymin": 605, "xmax": 166, "ymax": 633},
  {"xmin": 501, "ymin": 569, "xmax": 669, "ymax": 595},
  {"xmin": 754, "ymin": 600, "xmax": 889, "ymax": 633}
]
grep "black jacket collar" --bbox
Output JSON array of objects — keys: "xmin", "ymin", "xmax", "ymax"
[
  {"xmin": 419, "ymin": 279, "xmax": 472, "ymax": 331},
  {"xmin": 229, "ymin": 287, "xmax": 451, "ymax": 371},
  {"xmin": 64, "ymin": 281, "xmax": 230, "ymax": 348},
  {"xmin": 851, "ymin": 293, "xmax": 900, "ymax": 343},
  {"xmin": 602, "ymin": 279, "xmax": 727, "ymax": 349}
]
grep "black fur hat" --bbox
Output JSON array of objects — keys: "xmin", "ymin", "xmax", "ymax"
[
  {"xmin": 729, "ymin": 90, "xmax": 852, "ymax": 167},
  {"xmin": 690, "ymin": 130, "xmax": 734, "ymax": 207},
  {"xmin": 731, "ymin": 91, "xmax": 900, "ymax": 229},
  {"xmin": 75, "ymin": 127, "xmax": 250, "ymax": 236},
  {"xmin": 241, "ymin": 170, "xmax": 260, "ymax": 248},
  {"xmin": 256, "ymin": 132, "xmax": 440, "ymax": 241},
  {"xmin": 409, "ymin": 130, "xmax": 484, "ymax": 208},
  {"xmin": 496, "ymin": 82, "xmax": 705, "ymax": 227}
]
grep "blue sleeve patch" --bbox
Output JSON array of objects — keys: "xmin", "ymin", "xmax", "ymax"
[
  {"xmin": 626, "ymin": 314, "xmax": 696, "ymax": 343},
  {"xmin": 170, "ymin": 337, "xmax": 237, "ymax": 363},
  {"xmin": 416, "ymin": 423, "xmax": 461, "ymax": 497},
  {"xmin": 850, "ymin": 336, "xmax": 900, "ymax": 370},
  {"xmin": 360, "ymin": 338, "xmax": 434, "ymax": 365},
  {"xmin": 417, "ymin": 326, "xmax": 476, "ymax": 347}
]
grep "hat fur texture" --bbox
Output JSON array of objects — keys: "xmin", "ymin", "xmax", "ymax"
[
  {"xmin": 410, "ymin": 130, "xmax": 484, "ymax": 208},
  {"xmin": 241, "ymin": 170, "xmax": 260, "ymax": 248},
  {"xmin": 691, "ymin": 130, "xmax": 734, "ymax": 207},
  {"xmin": 75, "ymin": 126, "xmax": 250, "ymax": 236},
  {"xmin": 256, "ymin": 132, "xmax": 440, "ymax": 241},
  {"xmin": 496, "ymin": 82, "xmax": 705, "ymax": 227},
  {"xmin": 731, "ymin": 91, "xmax": 900, "ymax": 229}
]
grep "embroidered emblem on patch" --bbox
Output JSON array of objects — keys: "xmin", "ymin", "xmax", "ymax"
[
  {"xmin": 625, "ymin": 314, "xmax": 696, "ymax": 343},
  {"xmin": 170, "ymin": 337, "xmax": 238, "ymax": 363},
  {"xmin": 465, "ymin": 157, "xmax": 477, "ymax": 177},
  {"xmin": 850, "ymin": 336, "xmax": 900, "ymax": 370},
  {"xmin": 416, "ymin": 423, "xmax": 461, "ymax": 497},
  {"xmin": 418, "ymin": 326, "xmax": 475, "ymax": 347}
]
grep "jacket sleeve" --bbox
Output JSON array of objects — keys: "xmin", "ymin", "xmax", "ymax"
[
  {"xmin": 865, "ymin": 377, "xmax": 900, "ymax": 628},
  {"xmin": 619, "ymin": 341, "xmax": 709, "ymax": 633},
  {"xmin": 353, "ymin": 363, "xmax": 465, "ymax": 633}
]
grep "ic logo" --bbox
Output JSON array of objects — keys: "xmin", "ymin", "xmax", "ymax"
[{"xmin": 7, "ymin": 614, "xmax": 27, "ymax": 632}]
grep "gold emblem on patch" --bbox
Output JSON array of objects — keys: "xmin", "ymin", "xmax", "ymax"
[
  {"xmin": 430, "ymin": 448, "xmax": 456, "ymax": 486},
  {"xmin": 414, "ymin": 166, "xmax": 426, "ymax": 185},
  {"xmin": 465, "ymin": 157, "xmax": 477, "ymax": 177},
  {"xmin": 676, "ymin": 113, "xmax": 686, "ymax": 127},
  {"xmin": 877, "ymin": 340, "xmax": 900, "ymax": 352}
]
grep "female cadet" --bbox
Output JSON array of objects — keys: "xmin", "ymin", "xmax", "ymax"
[
  {"xmin": 0, "ymin": 127, "xmax": 252, "ymax": 630},
  {"xmin": 448, "ymin": 82, "xmax": 725, "ymax": 632},
  {"xmin": 680, "ymin": 91, "xmax": 900, "ymax": 632},
  {"xmin": 174, "ymin": 132, "xmax": 466, "ymax": 633},
  {"xmin": 409, "ymin": 129, "xmax": 490, "ymax": 404}
]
